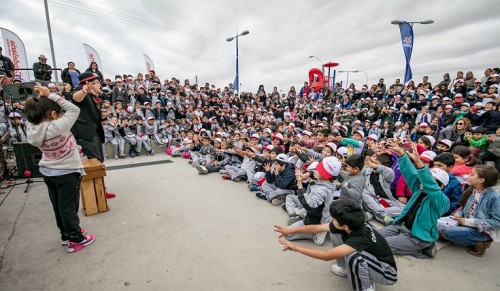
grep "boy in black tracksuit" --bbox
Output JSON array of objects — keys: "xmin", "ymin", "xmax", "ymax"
[{"xmin": 275, "ymin": 199, "xmax": 397, "ymax": 291}]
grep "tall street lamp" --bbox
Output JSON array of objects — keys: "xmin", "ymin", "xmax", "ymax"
[
  {"xmin": 308, "ymin": 55, "xmax": 324, "ymax": 73},
  {"xmin": 391, "ymin": 19, "xmax": 433, "ymax": 83},
  {"xmin": 227, "ymin": 30, "xmax": 249, "ymax": 93},
  {"xmin": 391, "ymin": 19, "xmax": 434, "ymax": 26}
]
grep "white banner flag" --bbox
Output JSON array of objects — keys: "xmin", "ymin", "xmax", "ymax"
[
  {"xmin": 143, "ymin": 54, "xmax": 154, "ymax": 73},
  {"xmin": 83, "ymin": 43, "xmax": 103, "ymax": 75},
  {"xmin": 1, "ymin": 27, "xmax": 30, "ymax": 81}
]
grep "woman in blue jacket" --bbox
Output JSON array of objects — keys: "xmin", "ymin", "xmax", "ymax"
[{"xmin": 440, "ymin": 165, "xmax": 499, "ymax": 256}]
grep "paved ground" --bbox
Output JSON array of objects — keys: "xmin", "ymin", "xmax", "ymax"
[{"xmin": 0, "ymin": 154, "xmax": 499, "ymax": 291}]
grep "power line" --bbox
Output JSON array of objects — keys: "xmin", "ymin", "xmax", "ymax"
[{"xmin": 48, "ymin": 0, "xmax": 295, "ymax": 63}]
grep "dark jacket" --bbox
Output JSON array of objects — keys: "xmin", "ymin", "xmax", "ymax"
[
  {"xmin": 61, "ymin": 68, "xmax": 81, "ymax": 88},
  {"xmin": 265, "ymin": 163, "xmax": 298, "ymax": 190},
  {"xmin": 0, "ymin": 55, "xmax": 14, "ymax": 77},
  {"xmin": 70, "ymin": 93, "xmax": 104, "ymax": 143},
  {"xmin": 33, "ymin": 62, "xmax": 52, "ymax": 81},
  {"xmin": 85, "ymin": 69, "xmax": 104, "ymax": 83}
]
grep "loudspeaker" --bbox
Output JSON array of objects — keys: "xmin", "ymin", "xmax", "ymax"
[
  {"xmin": 2, "ymin": 82, "xmax": 36, "ymax": 101},
  {"xmin": 13, "ymin": 142, "xmax": 42, "ymax": 178}
]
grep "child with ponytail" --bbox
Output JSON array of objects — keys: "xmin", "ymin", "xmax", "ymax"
[{"xmin": 25, "ymin": 85, "xmax": 95, "ymax": 253}]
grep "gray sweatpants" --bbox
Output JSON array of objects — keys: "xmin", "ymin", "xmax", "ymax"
[
  {"xmin": 376, "ymin": 223, "xmax": 432, "ymax": 257},
  {"xmin": 286, "ymin": 220, "xmax": 313, "ymax": 241},
  {"xmin": 331, "ymin": 233, "xmax": 398, "ymax": 290},
  {"xmin": 285, "ymin": 194, "xmax": 307, "ymax": 218},
  {"xmin": 261, "ymin": 182, "xmax": 295, "ymax": 201},
  {"xmin": 225, "ymin": 165, "xmax": 247, "ymax": 180},
  {"xmin": 362, "ymin": 193, "xmax": 405, "ymax": 221}
]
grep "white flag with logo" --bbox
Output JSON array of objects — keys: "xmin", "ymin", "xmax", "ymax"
[
  {"xmin": 1, "ymin": 27, "xmax": 30, "ymax": 81},
  {"xmin": 143, "ymin": 54, "xmax": 154, "ymax": 73},
  {"xmin": 83, "ymin": 43, "xmax": 103, "ymax": 75}
]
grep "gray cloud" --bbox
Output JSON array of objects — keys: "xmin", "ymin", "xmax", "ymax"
[{"xmin": 0, "ymin": 0, "xmax": 498, "ymax": 92}]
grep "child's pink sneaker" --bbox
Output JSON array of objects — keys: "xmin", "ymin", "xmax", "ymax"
[
  {"xmin": 61, "ymin": 228, "xmax": 86, "ymax": 245},
  {"xmin": 67, "ymin": 234, "xmax": 95, "ymax": 253}
]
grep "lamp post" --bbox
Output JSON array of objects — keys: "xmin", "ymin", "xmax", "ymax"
[
  {"xmin": 390, "ymin": 19, "xmax": 434, "ymax": 26},
  {"xmin": 308, "ymin": 55, "xmax": 324, "ymax": 73},
  {"xmin": 391, "ymin": 19, "xmax": 433, "ymax": 83},
  {"xmin": 226, "ymin": 30, "xmax": 249, "ymax": 94}
]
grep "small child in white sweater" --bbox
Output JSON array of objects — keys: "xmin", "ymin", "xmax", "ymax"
[{"xmin": 25, "ymin": 85, "xmax": 95, "ymax": 253}]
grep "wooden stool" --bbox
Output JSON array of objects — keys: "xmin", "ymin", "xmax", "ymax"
[{"xmin": 80, "ymin": 158, "xmax": 109, "ymax": 216}]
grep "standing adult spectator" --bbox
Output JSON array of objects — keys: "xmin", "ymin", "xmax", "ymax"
[
  {"xmin": 0, "ymin": 46, "xmax": 14, "ymax": 85},
  {"xmin": 376, "ymin": 78, "xmax": 387, "ymax": 94},
  {"xmin": 465, "ymin": 71, "xmax": 476, "ymax": 91},
  {"xmin": 71, "ymin": 72, "xmax": 105, "ymax": 161},
  {"xmin": 61, "ymin": 61, "xmax": 81, "ymax": 91},
  {"xmin": 33, "ymin": 54, "xmax": 52, "ymax": 83},
  {"xmin": 480, "ymin": 68, "xmax": 493, "ymax": 89},
  {"xmin": 390, "ymin": 79, "xmax": 404, "ymax": 94},
  {"xmin": 85, "ymin": 61, "xmax": 103, "ymax": 83},
  {"xmin": 422, "ymin": 76, "xmax": 432, "ymax": 90}
]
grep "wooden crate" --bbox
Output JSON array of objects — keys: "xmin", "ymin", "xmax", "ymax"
[{"xmin": 80, "ymin": 158, "xmax": 109, "ymax": 216}]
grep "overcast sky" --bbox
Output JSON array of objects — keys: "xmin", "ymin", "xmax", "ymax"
[{"xmin": 1, "ymin": 0, "xmax": 499, "ymax": 92}]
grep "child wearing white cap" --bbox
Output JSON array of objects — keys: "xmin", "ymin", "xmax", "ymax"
[
  {"xmin": 284, "ymin": 157, "xmax": 340, "ymax": 246},
  {"xmin": 256, "ymin": 153, "xmax": 297, "ymax": 205}
]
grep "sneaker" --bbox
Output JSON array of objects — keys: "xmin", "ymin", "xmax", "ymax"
[
  {"xmin": 271, "ymin": 196, "xmax": 286, "ymax": 206},
  {"xmin": 119, "ymin": 151, "xmax": 126, "ymax": 158},
  {"xmin": 364, "ymin": 211, "xmax": 374, "ymax": 221},
  {"xmin": 188, "ymin": 160, "xmax": 193, "ymax": 164},
  {"xmin": 195, "ymin": 164, "xmax": 208, "ymax": 175},
  {"xmin": 147, "ymin": 149, "xmax": 154, "ymax": 156},
  {"xmin": 221, "ymin": 175, "xmax": 231, "ymax": 180},
  {"xmin": 249, "ymin": 185, "xmax": 260, "ymax": 192},
  {"xmin": 364, "ymin": 284, "xmax": 376, "ymax": 291},
  {"xmin": 106, "ymin": 192, "xmax": 116, "ymax": 199},
  {"xmin": 331, "ymin": 264, "xmax": 347, "ymax": 277},
  {"xmin": 421, "ymin": 243, "xmax": 437, "ymax": 258},
  {"xmin": 67, "ymin": 234, "xmax": 95, "ymax": 253},
  {"xmin": 61, "ymin": 228, "xmax": 86, "ymax": 245},
  {"xmin": 287, "ymin": 215, "xmax": 302, "ymax": 226},
  {"xmin": 281, "ymin": 203, "xmax": 287, "ymax": 211},
  {"xmin": 191, "ymin": 161, "xmax": 199, "ymax": 168},
  {"xmin": 383, "ymin": 216, "xmax": 394, "ymax": 226},
  {"xmin": 114, "ymin": 154, "xmax": 119, "ymax": 160},
  {"xmin": 313, "ymin": 232, "xmax": 327, "ymax": 246},
  {"xmin": 255, "ymin": 192, "xmax": 267, "ymax": 200},
  {"xmin": 219, "ymin": 169, "xmax": 228, "ymax": 174}
]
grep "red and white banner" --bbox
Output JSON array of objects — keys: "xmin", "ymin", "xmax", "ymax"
[
  {"xmin": 83, "ymin": 43, "xmax": 103, "ymax": 75},
  {"xmin": 143, "ymin": 54, "xmax": 154, "ymax": 73},
  {"xmin": 1, "ymin": 27, "xmax": 30, "ymax": 81}
]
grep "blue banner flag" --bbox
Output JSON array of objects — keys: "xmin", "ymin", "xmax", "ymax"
[{"xmin": 398, "ymin": 23, "xmax": 414, "ymax": 84}]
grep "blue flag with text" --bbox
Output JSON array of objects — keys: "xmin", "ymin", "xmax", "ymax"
[{"xmin": 398, "ymin": 23, "xmax": 414, "ymax": 83}]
